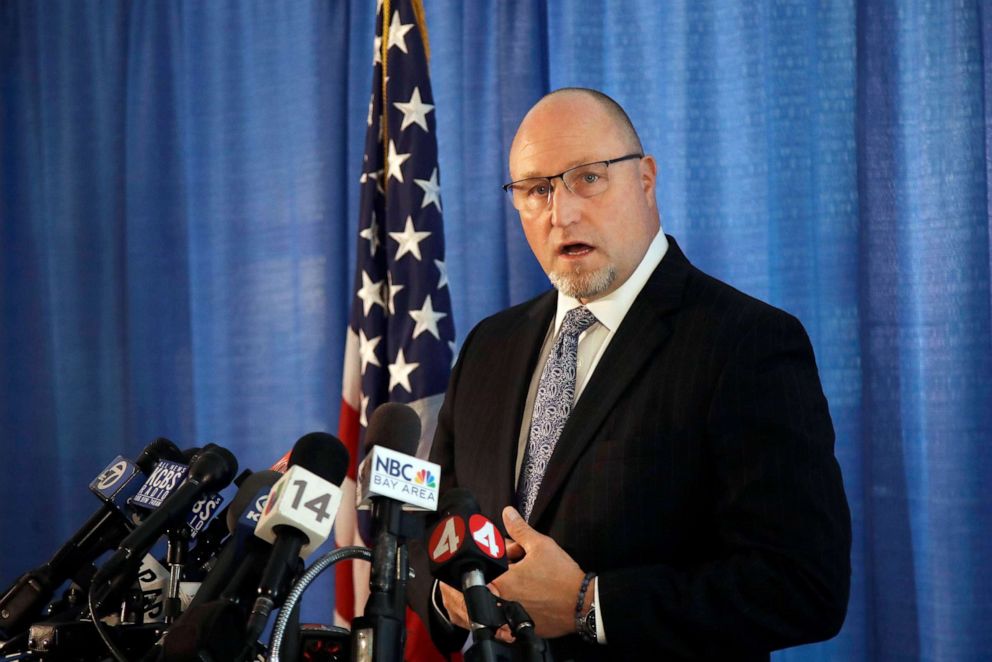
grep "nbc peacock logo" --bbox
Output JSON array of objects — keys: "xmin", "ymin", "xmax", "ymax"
[{"xmin": 414, "ymin": 469, "xmax": 436, "ymax": 489}]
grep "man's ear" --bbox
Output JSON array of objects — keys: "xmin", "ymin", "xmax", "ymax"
[{"xmin": 639, "ymin": 154, "xmax": 659, "ymax": 206}]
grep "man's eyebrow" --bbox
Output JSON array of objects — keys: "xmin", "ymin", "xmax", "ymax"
[{"xmin": 514, "ymin": 158, "xmax": 594, "ymax": 180}]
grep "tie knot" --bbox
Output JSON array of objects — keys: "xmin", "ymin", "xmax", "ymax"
[{"xmin": 560, "ymin": 306, "xmax": 597, "ymax": 337}]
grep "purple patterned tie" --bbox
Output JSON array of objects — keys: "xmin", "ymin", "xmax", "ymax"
[{"xmin": 516, "ymin": 306, "xmax": 598, "ymax": 522}]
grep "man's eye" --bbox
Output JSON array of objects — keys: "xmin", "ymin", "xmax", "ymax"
[
  {"xmin": 527, "ymin": 183, "xmax": 550, "ymax": 197},
  {"xmin": 581, "ymin": 172, "xmax": 600, "ymax": 184}
]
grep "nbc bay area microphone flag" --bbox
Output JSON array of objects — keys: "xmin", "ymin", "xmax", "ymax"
[{"xmin": 334, "ymin": 1, "xmax": 454, "ymax": 658}]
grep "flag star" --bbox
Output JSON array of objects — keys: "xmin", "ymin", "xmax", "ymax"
[
  {"xmin": 356, "ymin": 270, "xmax": 386, "ymax": 315},
  {"xmin": 415, "ymin": 167, "xmax": 442, "ymax": 212},
  {"xmin": 386, "ymin": 271, "xmax": 405, "ymax": 315},
  {"xmin": 371, "ymin": 169, "xmax": 384, "ymax": 194},
  {"xmin": 359, "ymin": 212, "xmax": 381, "ymax": 257},
  {"xmin": 358, "ymin": 330, "xmax": 382, "ymax": 374},
  {"xmin": 434, "ymin": 259, "xmax": 449, "ymax": 289},
  {"xmin": 387, "ymin": 10, "xmax": 414, "ymax": 54},
  {"xmin": 393, "ymin": 87, "xmax": 434, "ymax": 132},
  {"xmin": 389, "ymin": 348, "xmax": 420, "ymax": 393},
  {"xmin": 360, "ymin": 168, "xmax": 384, "ymax": 194},
  {"xmin": 373, "ymin": 36, "xmax": 382, "ymax": 66},
  {"xmin": 386, "ymin": 140, "xmax": 411, "ymax": 183},
  {"xmin": 360, "ymin": 394, "xmax": 370, "ymax": 427},
  {"xmin": 366, "ymin": 93, "xmax": 375, "ymax": 126},
  {"xmin": 410, "ymin": 295, "xmax": 447, "ymax": 340},
  {"xmin": 389, "ymin": 216, "xmax": 432, "ymax": 261}
]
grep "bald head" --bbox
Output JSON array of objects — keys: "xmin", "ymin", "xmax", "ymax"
[{"xmin": 511, "ymin": 88, "xmax": 643, "ymax": 167}]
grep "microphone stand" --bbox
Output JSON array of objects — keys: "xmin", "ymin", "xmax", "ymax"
[
  {"xmin": 503, "ymin": 601, "xmax": 551, "ymax": 662},
  {"xmin": 463, "ymin": 596, "xmax": 553, "ymax": 662},
  {"xmin": 463, "ymin": 569, "xmax": 504, "ymax": 662},
  {"xmin": 163, "ymin": 526, "xmax": 190, "ymax": 623},
  {"xmin": 351, "ymin": 499, "xmax": 412, "ymax": 662}
]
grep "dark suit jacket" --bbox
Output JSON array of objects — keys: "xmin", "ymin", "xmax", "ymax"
[{"xmin": 411, "ymin": 236, "xmax": 850, "ymax": 661}]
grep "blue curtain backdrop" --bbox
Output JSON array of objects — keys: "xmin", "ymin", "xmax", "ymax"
[{"xmin": 1, "ymin": 1, "xmax": 989, "ymax": 659}]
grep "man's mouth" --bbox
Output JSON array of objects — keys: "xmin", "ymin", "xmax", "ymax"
[{"xmin": 559, "ymin": 242, "xmax": 593, "ymax": 257}]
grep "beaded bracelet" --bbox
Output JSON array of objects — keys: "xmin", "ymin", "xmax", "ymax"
[{"xmin": 574, "ymin": 571, "xmax": 596, "ymax": 638}]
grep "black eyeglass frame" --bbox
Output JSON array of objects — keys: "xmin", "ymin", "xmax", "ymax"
[{"xmin": 501, "ymin": 152, "xmax": 644, "ymax": 199}]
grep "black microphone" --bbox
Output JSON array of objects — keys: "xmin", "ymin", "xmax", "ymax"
[
  {"xmin": 183, "ymin": 468, "xmax": 254, "ymax": 578},
  {"xmin": 187, "ymin": 469, "xmax": 283, "ymax": 611},
  {"xmin": 243, "ymin": 432, "xmax": 349, "ymax": 647},
  {"xmin": 427, "ymin": 488, "xmax": 509, "ymax": 662},
  {"xmin": 352, "ymin": 403, "xmax": 437, "ymax": 662},
  {"xmin": 141, "ymin": 470, "xmax": 283, "ymax": 662},
  {"xmin": 90, "ymin": 444, "xmax": 239, "ymax": 611},
  {"xmin": 0, "ymin": 437, "xmax": 183, "ymax": 639},
  {"xmin": 129, "ymin": 453, "xmax": 243, "ymax": 626}
]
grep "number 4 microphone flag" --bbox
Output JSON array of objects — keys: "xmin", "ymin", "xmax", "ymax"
[{"xmin": 335, "ymin": 1, "xmax": 454, "ymax": 659}]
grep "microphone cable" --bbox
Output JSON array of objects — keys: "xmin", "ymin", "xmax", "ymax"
[
  {"xmin": 88, "ymin": 586, "xmax": 129, "ymax": 662},
  {"xmin": 268, "ymin": 545, "xmax": 373, "ymax": 662}
]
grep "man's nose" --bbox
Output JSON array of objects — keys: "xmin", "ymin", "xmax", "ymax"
[{"xmin": 549, "ymin": 179, "xmax": 581, "ymax": 227}]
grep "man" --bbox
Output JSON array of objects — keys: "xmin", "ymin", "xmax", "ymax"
[{"xmin": 414, "ymin": 88, "xmax": 850, "ymax": 660}]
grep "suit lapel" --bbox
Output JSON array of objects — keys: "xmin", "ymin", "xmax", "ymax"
[
  {"xmin": 470, "ymin": 290, "xmax": 557, "ymax": 513},
  {"xmin": 528, "ymin": 237, "xmax": 692, "ymax": 526}
]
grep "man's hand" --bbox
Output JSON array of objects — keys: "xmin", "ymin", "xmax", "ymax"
[
  {"xmin": 490, "ymin": 506, "xmax": 586, "ymax": 638},
  {"xmin": 439, "ymin": 578, "xmax": 514, "ymax": 643},
  {"xmin": 438, "ymin": 580, "xmax": 471, "ymax": 630}
]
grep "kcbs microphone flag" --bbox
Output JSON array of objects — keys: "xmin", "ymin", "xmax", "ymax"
[{"xmin": 335, "ymin": 0, "xmax": 454, "ymax": 659}]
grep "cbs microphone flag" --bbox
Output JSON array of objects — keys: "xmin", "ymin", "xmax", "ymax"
[{"xmin": 335, "ymin": 1, "xmax": 454, "ymax": 658}]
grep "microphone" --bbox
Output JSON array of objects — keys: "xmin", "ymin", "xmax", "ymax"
[
  {"xmin": 183, "ymin": 469, "xmax": 254, "ymax": 577},
  {"xmin": 356, "ymin": 403, "xmax": 440, "ymax": 512},
  {"xmin": 129, "ymin": 446, "xmax": 229, "ymax": 622},
  {"xmin": 186, "ymin": 469, "xmax": 283, "ymax": 611},
  {"xmin": 131, "ymin": 462, "xmax": 250, "ymax": 627},
  {"xmin": 0, "ymin": 438, "xmax": 183, "ymax": 639},
  {"xmin": 90, "ymin": 444, "xmax": 239, "ymax": 611},
  {"xmin": 142, "ymin": 470, "xmax": 284, "ymax": 662},
  {"xmin": 244, "ymin": 433, "xmax": 349, "ymax": 645},
  {"xmin": 128, "ymin": 448, "xmax": 196, "ymax": 512},
  {"xmin": 351, "ymin": 403, "xmax": 440, "ymax": 662},
  {"xmin": 427, "ymin": 488, "xmax": 509, "ymax": 662}
]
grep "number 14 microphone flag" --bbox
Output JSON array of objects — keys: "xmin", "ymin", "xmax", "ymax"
[{"xmin": 335, "ymin": 1, "xmax": 454, "ymax": 659}]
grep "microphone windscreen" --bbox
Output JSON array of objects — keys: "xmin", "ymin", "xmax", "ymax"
[
  {"xmin": 189, "ymin": 445, "xmax": 239, "ymax": 487},
  {"xmin": 135, "ymin": 437, "xmax": 184, "ymax": 473},
  {"xmin": 438, "ymin": 487, "xmax": 480, "ymax": 517},
  {"xmin": 364, "ymin": 402, "xmax": 421, "ymax": 456},
  {"xmin": 288, "ymin": 432, "xmax": 350, "ymax": 486},
  {"xmin": 225, "ymin": 470, "xmax": 281, "ymax": 532}
]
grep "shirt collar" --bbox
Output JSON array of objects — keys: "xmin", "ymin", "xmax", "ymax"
[{"xmin": 554, "ymin": 229, "xmax": 669, "ymax": 334}]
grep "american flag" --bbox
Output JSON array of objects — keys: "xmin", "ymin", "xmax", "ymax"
[{"xmin": 335, "ymin": 0, "xmax": 454, "ymax": 658}]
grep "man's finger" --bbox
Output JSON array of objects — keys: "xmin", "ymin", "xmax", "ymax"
[
  {"xmin": 439, "ymin": 581, "xmax": 470, "ymax": 630},
  {"xmin": 502, "ymin": 506, "xmax": 542, "ymax": 548},
  {"xmin": 505, "ymin": 539, "xmax": 526, "ymax": 562},
  {"xmin": 495, "ymin": 625, "xmax": 515, "ymax": 644}
]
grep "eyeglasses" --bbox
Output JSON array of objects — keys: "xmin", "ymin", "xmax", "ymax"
[{"xmin": 502, "ymin": 153, "xmax": 643, "ymax": 212}]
